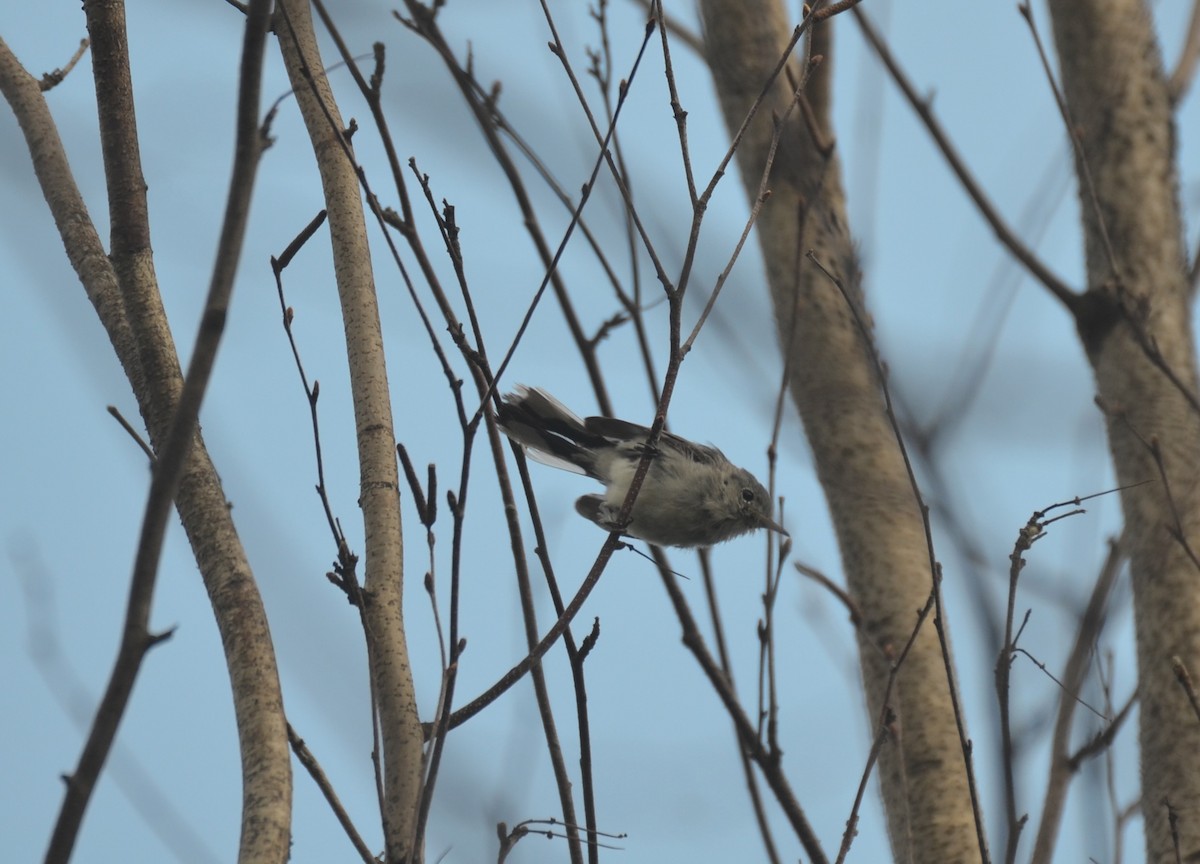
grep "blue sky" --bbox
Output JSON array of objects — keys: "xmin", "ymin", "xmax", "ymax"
[{"xmin": 3, "ymin": 1, "xmax": 1198, "ymax": 862}]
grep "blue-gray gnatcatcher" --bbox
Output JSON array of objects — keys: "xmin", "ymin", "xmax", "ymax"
[{"xmin": 496, "ymin": 386, "xmax": 787, "ymax": 547}]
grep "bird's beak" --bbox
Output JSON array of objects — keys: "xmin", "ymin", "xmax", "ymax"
[{"xmin": 758, "ymin": 512, "xmax": 788, "ymax": 537}]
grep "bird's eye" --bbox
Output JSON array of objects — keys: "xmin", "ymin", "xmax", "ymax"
[{"xmin": 741, "ymin": 488, "xmax": 755, "ymax": 503}]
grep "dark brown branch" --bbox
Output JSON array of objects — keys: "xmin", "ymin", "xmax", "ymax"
[
  {"xmin": 106, "ymin": 405, "xmax": 155, "ymax": 464},
  {"xmin": 697, "ymin": 550, "xmax": 783, "ymax": 864},
  {"xmin": 288, "ymin": 723, "xmax": 375, "ymax": 864},
  {"xmin": 656, "ymin": 547, "xmax": 830, "ymax": 864},
  {"xmin": 852, "ymin": 6, "xmax": 1078, "ymax": 311}
]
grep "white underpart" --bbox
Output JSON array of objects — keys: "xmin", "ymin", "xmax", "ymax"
[{"xmin": 600, "ymin": 447, "xmax": 639, "ymax": 509}]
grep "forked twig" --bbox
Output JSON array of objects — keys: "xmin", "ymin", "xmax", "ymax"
[{"xmin": 1018, "ymin": 3, "xmax": 1200, "ymax": 419}]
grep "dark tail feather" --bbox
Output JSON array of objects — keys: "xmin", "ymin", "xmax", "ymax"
[{"xmin": 496, "ymin": 387, "xmax": 604, "ymax": 477}]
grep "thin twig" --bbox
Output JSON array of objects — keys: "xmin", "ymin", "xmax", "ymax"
[
  {"xmin": 699, "ymin": 550, "xmax": 783, "ymax": 864},
  {"xmin": 997, "ymin": 501, "xmax": 1088, "ymax": 864},
  {"xmin": 1148, "ymin": 437, "xmax": 1200, "ymax": 573},
  {"xmin": 1172, "ymin": 656, "xmax": 1200, "ymax": 725},
  {"xmin": 270, "ymin": 211, "xmax": 358, "ymax": 572},
  {"xmin": 1017, "ymin": 3, "xmax": 1117, "ymax": 278},
  {"xmin": 1066, "ymin": 691, "xmax": 1136, "ymax": 771},
  {"xmin": 397, "ymin": 2, "xmax": 618, "ymax": 414},
  {"xmin": 836, "ymin": 588, "xmax": 938, "ymax": 864},
  {"xmin": 288, "ymin": 723, "xmax": 376, "ymax": 864},
  {"xmin": 835, "ymin": 717, "xmax": 891, "ymax": 864},
  {"xmin": 39, "ymin": 38, "xmax": 89, "ymax": 92},
  {"xmin": 631, "ymin": 0, "xmax": 703, "ymax": 54},
  {"xmin": 807, "ymin": 251, "xmax": 992, "ymax": 864},
  {"xmin": 106, "ymin": 405, "xmax": 155, "ymax": 463},
  {"xmin": 1030, "ymin": 533, "xmax": 1126, "ymax": 864},
  {"xmin": 463, "ymin": 0, "xmax": 657, "ymax": 412},
  {"xmin": 587, "ymin": 0, "xmax": 661, "ymax": 403},
  {"xmin": 683, "ymin": 54, "xmax": 825, "ymax": 355}
]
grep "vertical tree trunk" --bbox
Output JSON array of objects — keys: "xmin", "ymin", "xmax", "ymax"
[
  {"xmin": 275, "ymin": 2, "xmax": 424, "ymax": 859},
  {"xmin": 1048, "ymin": 1, "xmax": 1200, "ymax": 860},
  {"xmin": 699, "ymin": 3, "xmax": 982, "ymax": 861}
]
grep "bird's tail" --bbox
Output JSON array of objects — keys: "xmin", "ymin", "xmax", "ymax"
[{"xmin": 496, "ymin": 387, "xmax": 605, "ymax": 477}]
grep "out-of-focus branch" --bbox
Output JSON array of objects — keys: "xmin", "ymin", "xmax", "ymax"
[
  {"xmin": 631, "ymin": 0, "xmax": 703, "ymax": 54},
  {"xmin": 1038, "ymin": 0, "xmax": 1200, "ymax": 821},
  {"xmin": 699, "ymin": 0, "xmax": 987, "ymax": 857},
  {"xmin": 1030, "ymin": 537, "xmax": 1126, "ymax": 863},
  {"xmin": 852, "ymin": 6, "xmax": 1078, "ymax": 311},
  {"xmin": 4, "ymin": 2, "xmax": 290, "ymax": 860},
  {"xmin": 1167, "ymin": 0, "xmax": 1200, "ymax": 102}
]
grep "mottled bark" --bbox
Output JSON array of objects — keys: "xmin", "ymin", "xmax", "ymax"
[
  {"xmin": 1048, "ymin": 1, "xmax": 1200, "ymax": 861},
  {"xmin": 275, "ymin": 1, "xmax": 424, "ymax": 859},
  {"xmin": 699, "ymin": 3, "xmax": 980, "ymax": 861},
  {"xmin": 1, "ymin": 7, "xmax": 292, "ymax": 860}
]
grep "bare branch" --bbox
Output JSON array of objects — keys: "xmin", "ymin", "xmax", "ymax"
[
  {"xmin": 852, "ymin": 6, "xmax": 1078, "ymax": 310},
  {"xmin": 35, "ymin": 1, "xmax": 278, "ymax": 858},
  {"xmin": 288, "ymin": 724, "xmax": 376, "ymax": 864},
  {"xmin": 38, "ymin": 38, "xmax": 89, "ymax": 91},
  {"xmin": 1031, "ymin": 537, "xmax": 1127, "ymax": 863}
]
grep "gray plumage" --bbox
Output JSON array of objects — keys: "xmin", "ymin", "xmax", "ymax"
[{"xmin": 496, "ymin": 386, "xmax": 786, "ymax": 548}]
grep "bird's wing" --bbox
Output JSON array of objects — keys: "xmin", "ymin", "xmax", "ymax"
[
  {"xmin": 584, "ymin": 415, "xmax": 724, "ymax": 465},
  {"xmin": 584, "ymin": 416, "xmax": 651, "ymax": 440}
]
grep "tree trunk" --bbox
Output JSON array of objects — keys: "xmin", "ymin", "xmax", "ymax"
[
  {"xmin": 699, "ymin": 3, "xmax": 982, "ymax": 861},
  {"xmin": 275, "ymin": 1, "xmax": 425, "ymax": 859},
  {"xmin": 1048, "ymin": 0, "xmax": 1200, "ymax": 860}
]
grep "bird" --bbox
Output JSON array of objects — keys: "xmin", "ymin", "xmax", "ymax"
[{"xmin": 495, "ymin": 386, "xmax": 786, "ymax": 548}]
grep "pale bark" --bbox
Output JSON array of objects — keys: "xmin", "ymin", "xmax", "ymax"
[
  {"xmin": 698, "ymin": 3, "xmax": 980, "ymax": 861},
  {"xmin": 1, "ymin": 15, "xmax": 292, "ymax": 863},
  {"xmin": 1047, "ymin": 1, "xmax": 1200, "ymax": 860},
  {"xmin": 274, "ymin": 2, "xmax": 424, "ymax": 859}
]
